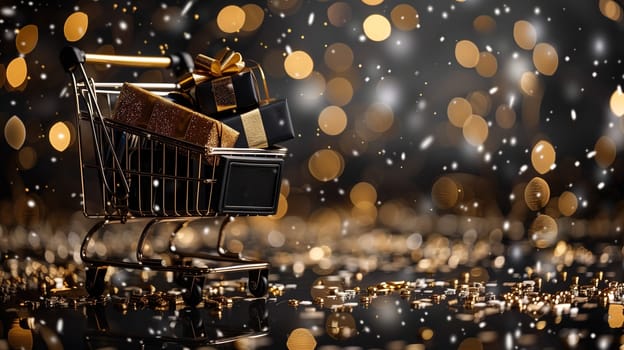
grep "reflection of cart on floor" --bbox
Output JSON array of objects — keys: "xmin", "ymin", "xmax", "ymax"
[{"xmin": 61, "ymin": 47, "xmax": 287, "ymax": 305}]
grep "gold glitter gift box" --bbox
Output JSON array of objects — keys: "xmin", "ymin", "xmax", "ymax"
[{"xmin": 111, "ymin": 83, "xmax": 239, "ymax": 149}]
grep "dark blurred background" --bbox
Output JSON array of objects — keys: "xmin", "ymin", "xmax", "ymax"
[{"xmin": 1, "ymin": 0, "xmax": 624, "ymax": 231}]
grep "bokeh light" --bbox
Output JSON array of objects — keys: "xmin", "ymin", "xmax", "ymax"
[
  {"xmin": 325, "ymin": 77, "xmax": 353, "ymax": 106},
  {"xmin": 599, "ymin": 0, "xmax": 623, "ymax": 21},
  {"xmin": 308, "ymin": 149, "xmax": 344, "ymax": 182},
  {"xmin": 432, "ymin": 176, "xmax": 460, "ymax": 209},
  {"xmin": 241, "ymin": 4, "xmax": 264, "ymax": 32},
  {"xmin": 63, "ymin": 11, "xmax": 88, "ymax": 42},
  {"xmin": 594, "ymin": 135, "xmax": 616, "ymax": 168},
  {"xmin": 467, "ymin": 90, "xmax": 492, "ymax": 116},
  {"xmin": 6, "ymin": 57, "xmax": 28, "ymax": 88},
  {"xmin": 475, "ymin": 52, "xmax": 497, "ymax": 78},
  {"xmin": 610, "ymin": 85, "xmax": 624, "ymax": 117},
  {"xmin": 364, "ymin": 103, "xmax": 394, "ymax": 133},
  {"xmin": 531, "ymin": 140, "xmax": 556, "ymax": 174},
  {"xmin": 520, "ymin": 71, "xmax": 541, "ymax": 96},
  {"xmin": 4, "ymin": 115, "xmax": 26, "ymax": 150},
  {"xmin": 286, "ymin": 328, "xmax": 316, "ymax": 350},
  {"xmin": 49, "ymin": 121, "xmax": 71, "ymax": 152},
  {"xmin": 318, "ymin": 106, "xmax": 348, "ymax": 136},
  {"xmin": 15, "ymin": 24, "xmax": 38, "ymax": 55},
  {"xmin": 558, "ymin": 191, "xmax": 578, "ymax": 217},
  {"xmin": 529, "ymin": 214, "xmax": 558, "ymax": 248},
  {"xmin": 390, "ymin": 4, "xmax": 420, "ymax": 31},
  {"xmin": 462, "ymin": 114, "xmax": 488, "ymax": 146},
  {"xmin": 350, "ymin": 182, "xmax": 377, "ymax": 209},
  {"xmin": 327, "ymin": 2, "xmax": 352, "ymax": 27},
  {"xmin": 362, "ymin": 14, "xmax": 391, "ymax": 42},
  {"xmin": 18, "ymin": 146, "xmax": 37, "ymax": 170},
  {"xmin": 217, "ymin": 5, "xmax": 246, "ymax": 33},
  {"xmin": 455, "ymin": 40, "xmax": 480, "ymax": 68},
  {"xmin": 524, "ymin": 177, "xmax": 550, "ymax": 211},
  {"xmin": 473, "ymin": 15, "xmax": 496, "ymax": 34},
  {"xmin": 324, "ymin": 43, "xmax": 354, "ymax": 72},
  {"xmin": 284, "ymin": 50, "xmax": 314, "ymax": 80},
  {"xmin": 447, "ymin": 97, "xmax": 472, "ymax": 128},
  {"xmin": 495, "ymin": 104, "xmax": 516, "ymax": 129},
  {"xmin": 513, "ymin": 20, "xmax": 537, "ymax": 50},
  {"xmin": 533, "ymin": 42, "xmax": 559, "ymax": 76},
  {"xmin": 361, "ymin": 0, "xmax": 383, "ymax": 6}
]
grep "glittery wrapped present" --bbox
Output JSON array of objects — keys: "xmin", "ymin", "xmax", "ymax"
[
  {"xmin": 220, "ymin": 99, "xmax": 294, "ymax": 148},
  {"xmin": 111, "ymin": 83, "xmax": 239, "ymax": 149}
]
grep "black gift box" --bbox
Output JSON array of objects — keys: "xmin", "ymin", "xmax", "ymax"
[
  {"xmin": 195, "ymin": 69, "xmax": 260, "ymax": 116},
  {"xmin": 221, "ymin": 99, "xmax": 294, "ymax": 148}
]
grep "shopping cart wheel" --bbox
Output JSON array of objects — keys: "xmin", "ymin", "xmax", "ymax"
[
  {"xmin": 181, "ymin": 276, "xmax": 205, "ymax": 306},
  {"xmin": 248, "ymin": 269, "xmax": 269, "ymax": 297},
  {"xmin": 85, "ymin": 266, "xmax": 108, "ymax": 297}
]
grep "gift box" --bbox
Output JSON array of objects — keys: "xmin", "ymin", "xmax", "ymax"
[
  {"xmin": 194, "ymin": 69, "xmax": 260, "ymax": 116},
  {"xmin": 111, "ymin": 83, "xmax": 239, "ymax": 149},
  {"xmin": 220, "ymin": 99, "xmax": 294, "ymax": 148},
  {"xmin": 177, "ymin": 48, "xmax": 266, "ymax": 117}
]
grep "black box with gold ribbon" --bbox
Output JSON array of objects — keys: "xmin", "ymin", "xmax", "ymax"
[
  {"xmin": 194, "ymin": 70, "xmax": 260, "ymax": 116},
  {"xmin": 220, "ymin": 99, "xmax": 294, "ymax": 148}
]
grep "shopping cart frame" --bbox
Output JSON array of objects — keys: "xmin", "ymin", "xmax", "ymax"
[{"xmin": 61, "ymin": 46, "xmax": 286, "ymax": 305}]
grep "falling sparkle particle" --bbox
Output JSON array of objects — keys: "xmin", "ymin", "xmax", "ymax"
[
  {"xmin": 571, "ymin": 109, "xmax": 577, "ymax": 120},
  {"xmin": 587, "ymin": 150, "xmax": 596, "ymax": 158},
  {"xmin": 181, "ymin": 0, "xmax": 194, "ymax": 16},
  {"xmin": 419, "ymin": 135, "xmax": 434, "ymax": 150},
  {"xmin": 308, "ymin": 12, "xmax": 314, "ymax": 25},
  {"xmin": 489, "ymin": 87, "xmax": 498, "ymax": 94}
]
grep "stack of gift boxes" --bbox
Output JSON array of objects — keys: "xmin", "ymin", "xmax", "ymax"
[
  {"xmin": 109, "ymin": 48, "xmax": 294, "ymax": 214},
  {"xmin": 111, "ymin": 47, "xmax": 294, "ymax": 151}
]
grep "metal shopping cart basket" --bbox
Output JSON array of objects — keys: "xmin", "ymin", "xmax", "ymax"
[{"xmin": 60, "ymin": 46, "xmax": 286, "ymax": 305}]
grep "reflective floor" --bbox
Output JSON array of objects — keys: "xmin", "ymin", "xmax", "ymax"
[{"xmin": 1, "ymin": 215, "xmax": 623, "ymax": 350}]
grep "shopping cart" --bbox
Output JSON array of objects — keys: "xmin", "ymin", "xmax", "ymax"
[{"xmin": 60, "ymin": 46, "xmax": 287, "ymax": 305}]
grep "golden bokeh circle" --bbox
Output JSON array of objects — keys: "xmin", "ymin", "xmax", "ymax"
[
  {"xmin": 513, "ymin": 20, "xmax": 537, "ymax": 50},
  {"xmin": 318, "ymin": 106, "xmax": 348, "ymax": 136},
  {"xmin": 610, "ymin": 86, "xmax": 624, "ymax": 117},
  {"xmin": 4, "ymin": 115, "xmax": 26, "ymax": 151},
  {"xmin": 458, "ymin": 337, "xmax": 484, "ymax": 350},
  {"xmin": 350, "ymin": 182, "xmax": 377, "ymax": 208},
  {"xmin": 473, "ymin": 15, "xmax": 496, "ymax": 33},
  {"xmin": 286, "ymin": 328, "xmax": 317, "ymax": 350},
  {"xmin": 558, "ymin": 191, "xmax": 578, "ymax": 217},
  {"xmin": 455, "ymin": 40, "xmax": 480, "ymax": 68},
  {"xmin": 533, "ymin": 42, "xmax": 559, "ymax": 76},
  {"xmin": 64, "ymin": 11, "xmax": 89, "ymax": 42},
  {"xmin": 475, "ymin": 52, "xmax": 497, "ymax": 78},
  {"xmin": 462, "ymin": 114, "xmax": 489, "ymax": 146},
  {"xmin": 467, "ymin": 90, "xmax": 491, "ymax": 116},
  {"xmin": 531, "ymin": 140, "xmax": 556, "ymax": 174},
  {"xmin": 363, "ymin": 14, "xmax": 392, "ymax": 42},
  {"xmin": 364, "ymin": 103, "xmax": 394, "ymax": 133},
  {"xmin": 529, "ymin": 214, "xmax": 558, "ymax": 249},
  {"xmin": 49, "ymin": 121, "xmax": 71, "ymax": 152},
  {"xmin": 431, "ymin": 176, "xmax": 459, "ymax": 210},
  {"xmin": 447, "ymin": 97, "xmax": 472, "ymax": 127},
  {"xmin": 362, "ymin": 0, "xmax": 384, "ymax": 5},
  {"xmin": 308, "ymin": 149, "xmax": 344, "ymax": 182},
  {"xmin": 325, "ymin": 77, "xmax": 353, "ymax": 106},
  {"xmin": 520, "ymin": 71, "xmax": 541, "ymax": 96},
  {"xmin": 284, "ymin": 50, "xmax": 314, "ymax": 80},
  {"xmin": 324, "ymin": 43, "xmax": 354, "ymax": 72},
  {"xmin": 524, "ymin": 177, "xmax": 550, "ymax": 211},
  {"xmin": 217, "ymin": 5, "xmax": 246, "ymax": 33},
  {"xmin": 241, "ymin": 4, "xmax": 264, "ymax": 32},
  {"xmin": 16, "ymin": 24, "xmax": 38, "ymax": 55},
  {"xmin": 18, "ymin": 146, "xmax": 37, "ymax": 170},
  {"xmin": 327, "ymin": 2, "xmax": 352, "ymax": 27},
  {"xmin": 390, "ymin": 4, "xmax": 419, "ymax": 31},
  {"xmin": 495, "ymin": 104, "xmax": 516, "ymax": 129},
  {"xmin": 6, "ymin": 57, "xmax": 28, "ymax": 88},
  {"xmin": 594, "ymin": 135, "xmax": 617, "ymax": 168},
  {"xmin": 600, "ymin": 0, "xmax": 623, "ymax": 21}
]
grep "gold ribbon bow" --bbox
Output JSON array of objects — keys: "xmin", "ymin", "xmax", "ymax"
[{"xmin": 194, "ymin": 48, "xmax": 246, "ymax": 77}]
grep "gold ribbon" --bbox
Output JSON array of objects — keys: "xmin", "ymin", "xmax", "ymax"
[
  {"xmin": 194, "ymin": 48, "xmax": 245, "ymax": 77},
  {"xmin": 240, "ymin": 108, "xmax": 268, "ymax": 148}
]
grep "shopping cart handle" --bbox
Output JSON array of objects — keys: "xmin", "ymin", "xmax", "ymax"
[{"xmin": 60, "ymin": 46, "xmax": 194, "ymax": 76}]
